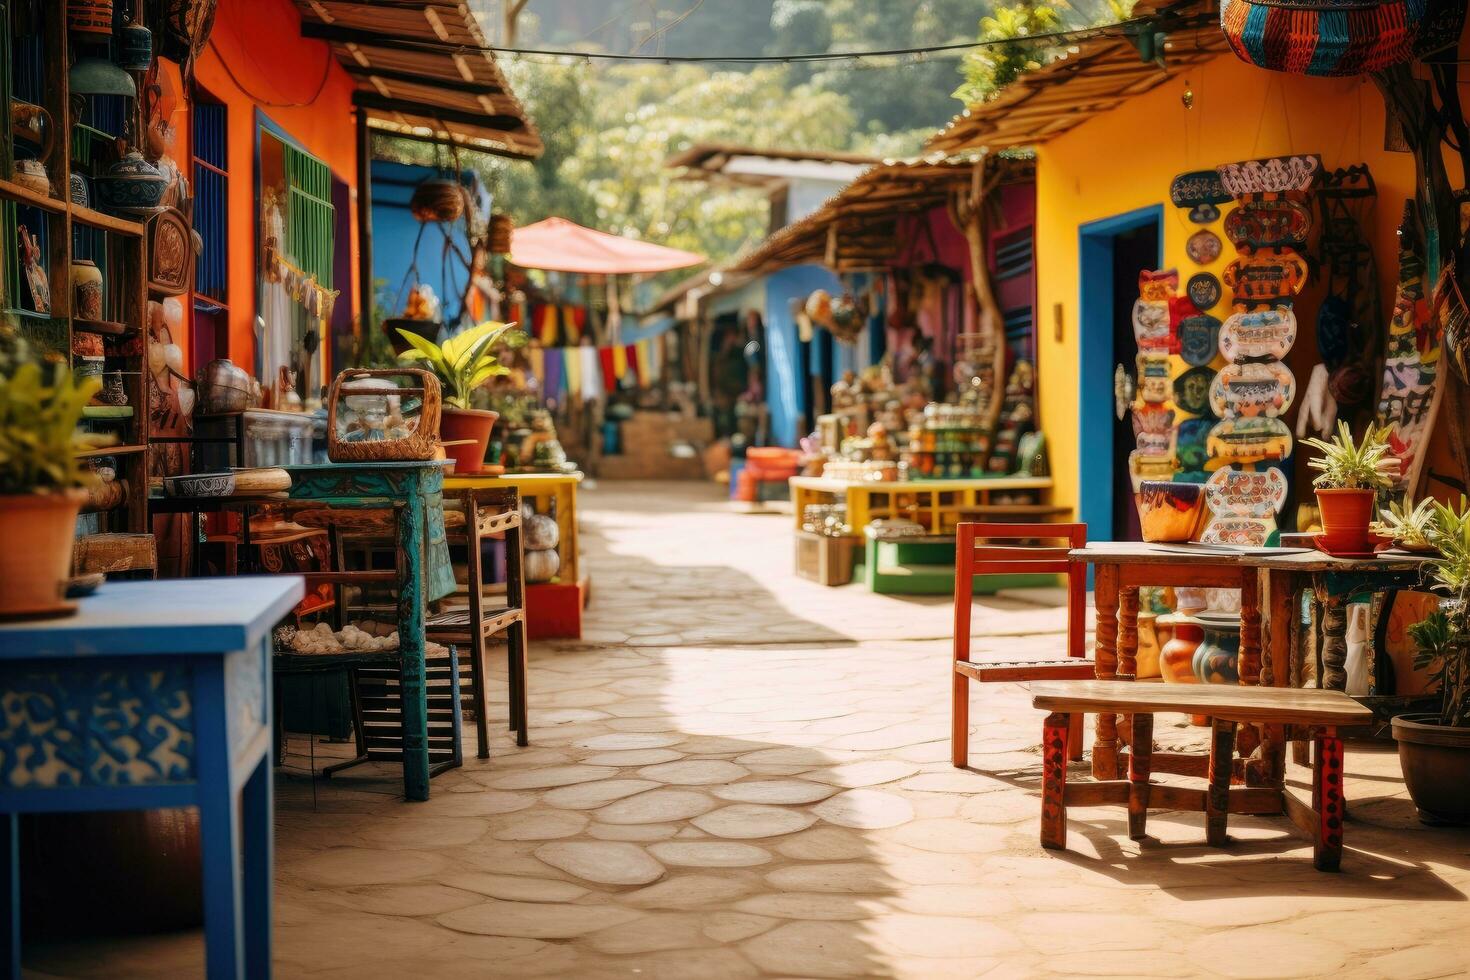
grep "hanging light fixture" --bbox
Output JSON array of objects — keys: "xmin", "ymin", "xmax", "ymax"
[{"xmin": 69, "ymin": 56, "xmax": 137, "ymax": 97}]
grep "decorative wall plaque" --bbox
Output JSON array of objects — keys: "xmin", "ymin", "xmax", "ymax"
[
  {"xmin": 1207, "ymin": 416, "xmax": 1294, "ymax": 467},
  {"xmin": 1178, "ymin": 314, "xmax": 1222, "ymax": 367},
  {"xmin": 1186, "ymin": 229, "xmax": 1223, "ymax": 265},
  {"xmin": 1209, "ymin": 361, "xmax": 1297, "ymax": 418},
  {"xmin": 1170, "ymin": 169, "xmax": 1231, "ymax": 208},
  {"xmin": 1187, "ymin": 272, "xmax": 1223, "ymax": 310},
  {"xmin": 1219, "ymin": 306, "xmax": 1297, "ymax": 362},
  {"xmin": 1174, "ymin": 365, "xmax": 1217, "ymax": 416},
  {"xmin": 1216, "ymin": 154, "xmax": 1323, "ymax": 196},
  {"xmin": 1222, "ymin": 248, "xmax": 1308, "ymax": 300}
]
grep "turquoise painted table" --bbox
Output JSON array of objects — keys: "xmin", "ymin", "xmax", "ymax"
[
  {"xmin": 0, "ymin": 576, "xmax": 304, "ymax": 980},
  {"xmin": 282, "ymin": 462, "xmax": 454, "ymax": 801}
]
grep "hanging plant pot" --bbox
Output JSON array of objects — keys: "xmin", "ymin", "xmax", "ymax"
[
  {"xmin": 68, "ymin": 0, "xmax": 115, "ymax": 38},
  {"xmin": 1218, "ymin": 0, "xmax": 1453, "ymax": 77},
  {"xmin": 410, "ymin": 179, "xmax": 466, "ymax": 224}
]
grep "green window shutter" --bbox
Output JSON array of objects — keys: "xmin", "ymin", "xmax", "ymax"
[{"xmin": 283, "ymin": 144, "xmax": 334, "ymax": 287}]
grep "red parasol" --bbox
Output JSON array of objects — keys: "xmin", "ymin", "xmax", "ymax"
[{"xmin": 509, "ymin": 217, "xmax": 705, "ymax": 275}]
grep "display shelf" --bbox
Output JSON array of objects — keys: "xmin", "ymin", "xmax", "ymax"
[
  {"xmin": 0, "ymin": 176, "xmax": 65, "ymax": 213},
  {"xmin": 73, "ymin": 318, "xmax": 133, "ymax": 335},
  {"xmin": 76, "ymin": 444, "xmax": 146, "ymax": 459},
  {"xmin": 71, "ymin": 204, "xmax": 145, "ymax": 238}
]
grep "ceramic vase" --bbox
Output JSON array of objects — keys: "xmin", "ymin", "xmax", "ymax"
[
  {"xmin": 1158, "ymin": 614, "xmax": 1203, "ymax": 685},
  {"xmin": 71, "ymin": 259, "xmax": 104, "ymax": 321},
  {"xmin": 1192, "ymin": 613, "xmax": 1241, "ymax": 684},
  {"xmin": 1136, "ymin": 610, "xmax": 1162, "ymax": 679},
  {"xmin": 94, "ymin": 151, "xmax": 167, "ymax": 216}
]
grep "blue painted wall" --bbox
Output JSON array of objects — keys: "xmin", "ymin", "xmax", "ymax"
[
  {"xmin": 370, "ymin": 161, "xmax": 489, "ymax": 325},
  {"xmin": 763, "ymin": 265, "xmax": 840, "ymax": 448},
  {"xmin": 1076, "ymin": 204, "xmax": 1163, "ymax": 541}
]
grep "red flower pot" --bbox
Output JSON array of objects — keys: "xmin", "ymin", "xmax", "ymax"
[
  {"xmin": 1315, "ymin": 487, "xmax": 1376, "ymax": 552},
  {"xmin": 440, "ymin": 408, "xmax": 498, "ymax": 475}
]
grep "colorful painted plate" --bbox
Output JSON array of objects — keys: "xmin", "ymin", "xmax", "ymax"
[
  {"xmin": 1222, "ymin": 248, "xmax": 1308, "ymax": 301},
  {"xmin": 1209, "ymin": 361, "xmax": 1296, "ymax": 418},
  {"xmin": 1200, "ymin": 516, "xmax": 1275, "ymax": 547},
  {"xmin": 1187, "ymin": 272, "xmax": 1222, "ymax": 310},
  {"xmin": 1173, "ymin": 365, "xmax": 1216, "ymax": 416},
  {"xmin": 1132, "ymin": 300, "xmax": 1172, "ymax": 351},
  {"xmin": 1204, "ymin": 466, "xmax": 1288, "ymax": 518},
  {"xmin": 1138, "ymin": 268, "xmax": 1179, "ymax": 303},
  {"xmin": 1186, "ymin": 229, "xmax": 1223, "ymax": 265},
  {"xmin": 1216, "ymin": 154, "xmax": 1323, "ymax": 197},
  {"xmin": 1189, "ymin": 203, "xmax": 1221, "ymax": 224},
  {"xmin": 1170, "ymin": 170, "xmax": 1231, "ymax": 208},
  {"xmin": 1206, "ymin": 416, "xmax": 1294, "ymax": 468},
  {"xmin": 1219, "ymin": 306, "xmax": 1297, "ymax": 362},
  {"xmin": 1178, "ymin": 314, "xmax": 1222, "ymax": 367},
  {"xmin": 1223, "ymin": 199, "xmax": 1312, "ymax": 248},
  {"xmin": 1174, "ymin": 417, "xmax": 1213, "ymax": 474}
]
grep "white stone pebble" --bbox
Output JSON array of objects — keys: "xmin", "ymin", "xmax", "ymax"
[{"xmin": 288, "ymin": 621, "xmax": 447, "ymax": 656}]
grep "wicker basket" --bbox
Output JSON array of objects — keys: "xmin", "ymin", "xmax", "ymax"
[
  {"xmin": 327, "ymin": 368, "xmax": 442, "ymax": 462},
  {"xmin": 410, "ymin": 179, "xmax": 466, "ymax": 223},
  {"xmin": 489, "ymin": 213, "xmax": 514, "ymax": 254}
]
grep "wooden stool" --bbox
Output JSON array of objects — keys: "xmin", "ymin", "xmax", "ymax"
[{"xmin": 1030, "ymin": 681, "xmax": 1372, "ymax": 871}]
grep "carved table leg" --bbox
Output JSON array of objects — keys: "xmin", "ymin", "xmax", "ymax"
[
  {"xmin": 1206, "ymin": 718, "xmax": 1237, "ymax": 847},
  {"xmin": 1092, "ymin": 564, "xmax": 1121, "ymax": 780},
  {"xmin": 1128, "ymin": 713, "xmax": 1154, "ymax": 841},
  {"xmin": 1313, "ymin": 730, "xmax": 1344, "ymax": 871},
  {"xmin": 1293, "ymin": 593, "xmax": 1318, "ymax": 766},
  {"xmin": 1237, "ymin": 569, "xmax": 1262, "ymax": 764},
  {"xmin": 1319, "ymin": 590, "xmax": 1349, "ymax": 693},
  {"xmin": 1041, "ymin": 712, "xmax": 1071, "ymax": 850},
  {"xmin": 1256, "ymin": 569, "xmax": 1294, "ymax": 787},
  {"xmin": 1117, "ymin": 586, "xmax": 1139, "ymax": 759}
]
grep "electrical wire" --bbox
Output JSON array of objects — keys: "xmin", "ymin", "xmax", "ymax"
[{"xmin": 205, "ymin": 34, "xmax": 334, "ymax": 108}]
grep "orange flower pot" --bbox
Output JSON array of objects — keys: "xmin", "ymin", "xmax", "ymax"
[
  {"xmin": 440, "ymin": 408, "xmax": 498, "ymax": 475},
  {"xmin": 1315, "ymin": 487, "xmax": 1376, "ymax": 552},
  {"xmin": 0, "ymin": 491, "xmax": 84, "ymax": 619}
]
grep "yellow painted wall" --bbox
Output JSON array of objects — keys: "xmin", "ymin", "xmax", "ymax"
[{"xmin": 1032, "ymin": 50, "xmax": 1457, "ymax": 523}]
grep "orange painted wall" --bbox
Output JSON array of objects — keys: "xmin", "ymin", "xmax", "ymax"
[
  {"xmin": 1033, "ymin": 49, "xmax": 1465, "ymax": 522},
  {"xmin": 158, "ymin": 0, "xmax": 359, "ymax": 374}
]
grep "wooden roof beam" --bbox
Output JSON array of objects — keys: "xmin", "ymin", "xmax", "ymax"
[{"xmin": 342, "ymin": 65, "xmax": 505, "ymax": 97}]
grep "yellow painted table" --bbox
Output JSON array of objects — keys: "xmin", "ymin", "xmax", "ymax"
[
  {"xmin": 789, "ymin": 475, "xmax": 1057, "ymax": 534},
  {"xmin": 444, "ymin": 471, "xmax": 586, "ymax": 638}
]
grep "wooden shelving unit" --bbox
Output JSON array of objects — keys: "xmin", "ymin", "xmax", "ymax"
[{"xmin": 2, "ymin": 2, "xmax": 152, "ymax": 536}]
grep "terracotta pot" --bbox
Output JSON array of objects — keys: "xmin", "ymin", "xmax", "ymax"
[
  {"xmin": 1316, "ymin": 487, "xmax": 1376, "ymax": 552},
  {"xmin": 1393, "ymin": 713, "xmax": 1470, "ymax": 825},
  {"xmin": 68, "ymin": 0, "xmax": 115, "ymax": 37},
  {"xmin": 1158, "ymin": 614, "xmax": 1203, "ymax": 685},
  {"xmin": 0, "ymin": 491, "xmax": 85, "ymax": 619},
  {"xmin": 440, "ymin": 408, "xmax": 498, "ymax": 474}
]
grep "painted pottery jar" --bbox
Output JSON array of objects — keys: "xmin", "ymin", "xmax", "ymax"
[
  {"xmin": 94, "ymin": 151, "xmax": 168, "ymax": 216},
  {"xmin": 1191, "ymin": 612, "xmax": 1241, "ymax": 684},
  {"xmin": 70, "ymin": 172, "xmax": 90, "ymax": 207},
  {"xmin": 1136, "ymin": 480, "xmax": 1206, "ymax": 543},
  {"xmin": 1157, "ymin": 614, "xmax": 1203, "ymax": 684},
  {"xmin": 71, "ymin": 259, "xmax": 105, "ymax": 321},
  {"xmin": 1136, "ymin": 610, "xmax": 1162, "ymax": 679},
  {"xmin": 12, "ymin": 158, "xmax": 50, "ymax": 195},
  {"xmin": 75, "ymin": 355, "xmax": 105, "ymax": 390}
]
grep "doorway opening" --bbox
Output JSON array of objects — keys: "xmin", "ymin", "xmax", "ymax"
[{"xmin": 1078, "ymin": 206, "xmax": 1162, "ymax": 541}]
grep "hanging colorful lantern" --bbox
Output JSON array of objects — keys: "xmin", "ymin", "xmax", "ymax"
[{"xmin": 1219, "ymin": 0, "xmax": 1460, "ymax": 77}]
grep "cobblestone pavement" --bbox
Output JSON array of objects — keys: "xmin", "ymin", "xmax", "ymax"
[{"xmin": 29, "ymin": 481, "xmax": 1470, "ymax": 978}]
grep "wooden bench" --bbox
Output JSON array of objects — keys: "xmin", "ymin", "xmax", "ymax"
[{"xmin": 1030, "ymin": 681, "xmax": 1374, "ymax": 871}]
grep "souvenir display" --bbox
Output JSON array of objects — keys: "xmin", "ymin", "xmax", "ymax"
[
  {"xmin": 1169, "ymin": 170, "xmax": 1230, "ymax": 209},
  {"xmin": 1113, "ymin": 363, "xmax": 1136, "ymax": 419},
  {"xmin": 1132, "ymin": 405, "xmax": 1176, "ymax": 458},
  {"xmin": 1204, "ymin": 466, "xmax": 1289, "ymax": 519},
  {"xmin": 1186, "ymin": 272, "xmax": 1222, "ymax": 310},
  {"xmin": 1137, "ymin": 352, "xmax": 1172, "ymax": 404},
  {"xmin": 18, "ymin": 225, "xmax": 50, "ymax": 314},
  {"xmin": 1374, "ymin": 203, "xmax": 1440, "ymax": 491},
  {"xmin": 1178, "ymin": 314, "xmax": 1221, "ymax": 367},
  {"xmin": 1221, "ymin": 248, "xmax": 1308, "ymax": 301},
  {"xmin": 1207, "ymin": 416, "xmax": 1294, "ymax": 468},
  {"xmin": 1132, "ymin": 298, "xmax": 1172, "ymax": 351},
  {"xmin": 1219, "ymin": 306, "xmax": 1297, "ymax": 362},
  {"xmin": 1317, "ymin": 165, "xmax": 1381, "ymax": 421},
  {"xmin": 1174, "ymin": 418, "xmax": 1213, "ymax": 477},
  {"xmin": 1173, "ymin": 365, "xmax": 1216, "ymax": 417},
  {"xmin": 70, "ymin": 259, "xmax": 104, "ymax": 321},
  {"xmin": 1136, "ymin": 480, "xmax": 1207, "ymax": 543},
  {"xmin": 1138, "ymin": 268, "xmax": 1179, "ymax": 302},
  {"xmin": 1186, "ymin": 229, "xmax": 1223, "ymax": 265},
  {"xmin": 1224, "ymin": 199, "xmax": 1312, "ymax": 248},
  {"xmin": 147, "ymin": 207, "xmax": 194, "ymax": 295},
  {"xmin": 1215, "ymin": 154, "xmax": 1322, "ymax": 197},
  {"xmin": 1208, "ymin": 361, "xmax": 1296, "ymax": 419}
]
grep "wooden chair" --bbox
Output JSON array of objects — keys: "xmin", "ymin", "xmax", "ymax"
[
  {"xmin": 951, "ymin": 522, "xmax": 1095, "ymax": 768},
  {"xmin": 429, "ymin": 487, "xmax": 529, "ymax": 756}
]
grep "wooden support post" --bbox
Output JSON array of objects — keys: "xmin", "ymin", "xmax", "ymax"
[
  {"xmin": 1319, "ymin": 590, "xmax": 1349, "ymax": 692},
  {"xmin": 1314, "ymin": 731, "xmax": 1345, "ymax": 872},
  {"xmin": 1092, "ymin": 564, "xmax": 1121, "ymax": 780},
  {"xmin": 952, "ymin": 669, "xmax": 970, "ymax": 768},
  {"xmin": 1206, "ymin": 718, "xmax": 1236, "ymax": 847},
  {"xmin": 1041, "ymin": 712, "xmax": 1071, "ymax": 850},
  {"xmin": 1128, "ymin": 712, "xmax": 1154, "ymax": 841},
  {"xmin": 356, "ymin": 106, "xmax": 375, "ymax": 355},
  {"xmin": 1237, "ymin": 568, "xmax": 1263, "ymax": 763}
]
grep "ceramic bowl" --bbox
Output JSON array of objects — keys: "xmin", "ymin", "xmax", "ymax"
[
  {"xmin": 1136, "ymin": 480, "xmax": 1206, "ymax": 542},
  {"xmin": 164, "ymin": 472, "xmax": 236, "ymax": 498}
]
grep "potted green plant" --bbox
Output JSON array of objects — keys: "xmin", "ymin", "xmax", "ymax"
[
  {"xmin": 1393, "ymin": 497, "xmax": 1470, "ymax": 824},
  {"xmin": 397, "ymin": 320, "xmax": 515, "ymax": 474},
  {"xmin": 1302, "ymin": 420, "xmax": 1393, "ymax": 552},
  {"xmin": 1372, "ymin": 496, "xmax": 1439, "ymax": 553},
  {"xmin": 0, "ymin": 351, "xmax": 111, "ymax": 618}
]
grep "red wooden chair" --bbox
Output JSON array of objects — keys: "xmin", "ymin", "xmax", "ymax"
[{"xmin": 951, "ymin": 522, "xmax": 1094, "ymax": 768}]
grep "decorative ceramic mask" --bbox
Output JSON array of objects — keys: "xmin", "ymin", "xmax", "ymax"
[
  {"xmin": 1219, "ymin": 306, "xmax": 1298, "ymax": 362},
  {"xmin": 1209, "ymin": 361, "xmax": 1297, "ymax": 418},
  {"xmin": 1173, "ymin": 365, "xmax": 1217, "ymax": 416}
]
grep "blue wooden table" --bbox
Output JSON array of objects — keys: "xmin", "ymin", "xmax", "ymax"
[
  {"xmin": 283, "ymin": 461, "xmax": 454, "ymax": 801},
  {"xmin": 0, "ymin": 576, "xmax": 304, "ymax": 980}
]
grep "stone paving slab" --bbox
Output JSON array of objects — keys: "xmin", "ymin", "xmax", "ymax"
[{"xmin": 24, "ymin": 480, "xmax": 1470, "ymax": 979}]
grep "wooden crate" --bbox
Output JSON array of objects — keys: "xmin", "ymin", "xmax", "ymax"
[{"xmin": 795, "ymin": 531, "xmax": 858, "ymax": 586}]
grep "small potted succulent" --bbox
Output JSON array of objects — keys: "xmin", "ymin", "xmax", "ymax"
[
  {"xmin": 397, "ymin": 320, "xmax": 516, "ymax": 474},
  {"xmin": 1393, "ymin": 497, "xmax": 1470, "ymax": 824},
  {"xmin": 1302, "ymin": 420, "xmax": 1393, "ymax": 552},
  {"xmin": 1372, "ymin": 496, "xmax": 1439, "ymax": 553},
  {"xmin": 0, "ymin": 342, "xmax": 111, "ymax": 618}
]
